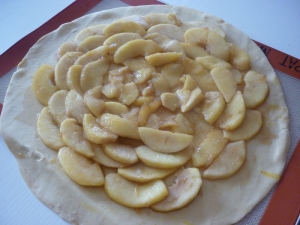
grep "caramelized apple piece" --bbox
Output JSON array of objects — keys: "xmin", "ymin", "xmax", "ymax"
[
  {"xmin": 104, "ymin": 173, "xmax": 168, "ymax": 208},
  {"xmin": 203, "ymin": 140, "xmax": 246, "ymax": 180},
  {"xmin": 58, "ymin": 147, "xmax": 104, "ymax": 186},
  {"xmin": 151, "ymin": 168, "xmax": 202, "ymax": 212},
  {"xmin": 32, "ymin": 64, "xmax": 58, "ymax": 105},
  {"xmin": 138, "ymin": 127, "xmax": 193, "ymax": 153},
  {"xmin": 37, "ymin": 107, "xmax": 65, "ymax": 151}
]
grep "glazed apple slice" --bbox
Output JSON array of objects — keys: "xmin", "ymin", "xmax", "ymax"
[
  {"xmin": 103, "ymin": 32, "xmax": 142, "ymax": 54},
  {"xmin": 103, "ymin": 102, "xmax": 129, "ymax": 116},
  {"xmin": 60, "ymin": 118, "xmax": 94, "ymax": 157},
  {"xmin": 83, "ymin": 86, "xmax": 105, "ymax": 118},
  {"xmin": 80, "ymin": 57, "xmax": 109, "ymax": 93},
  {"xmin": 215, "ymin": 91, "xmax": 246, "ymax": 131},
  {"xmin": 118, "ymin": 162, "xmax": 176, "ymax": 183},
  {"xmin": 97, "ymin": 113, "xmax": 140, "ymax": 139},
  {"xmin": 114, "ymin": 39, "xmax": 161, "ymax": 64},
  {"xmin": 210, "ymin": 67, "xmax": 237, "ymax": 103},
  {"xmin": 37, "ymin": 107, "xmax": 65, "ymax": 151},
  {"xmin": 103, "ymin": 20, "xmax": 146, "ymax": 37},
  {"xmin": 228, "ymin": 43, "xmax": 251, "ymax": 71},
  {"xmin": 192, "ymin": 128, "xmax": 228, "ymax": 168},
  {"xmin": 104, "ymin": 173, "xmax": 168, "ymax": 208},
  {"xmin": 83, "ymin": 114, "xmax": 117, "ymax": 144},
  {"xmin": 201, "ymin": 91, "xmax": 226, "ymax": 125},
  {"xmin": 138, "ymin": 127, "xmax": 193, "ymax": 153},
  {"xmin": 203, "ymin": 140, "xmax": 246, "ymax": 180},
  {"xmin": 32, "ymin": 64, "xmax": 58, "ymax": 105},
  {"xmin": 92, "ymin": 144, "xmax": 126, "ymax": 168},
  {"xmin": 75, "ymin": 46, "xmax": 109, "ymax": 67},
  {"xmin": 223, "ymin": 109, "xmax": 263, "ymax": 141},
  {"xmin": 184, "ymin": 27, "xmax": 229, "ymax": 61},
  {"xmin": 145, "ymin": 52, "xmax": 182, "ymax": 67},
  {"xmin": 103, "ymin": 143, "xmax": 138, "ymax": 165},
  {"xmin": 65, "ymin": 90, "xmax": 91, "ymax": 124},
  {"xmin": 243, "ymin": 71, "xmax": 269, "ymax": 108},
  {"xmin": 74, "ymin": 24, "xmax": 107, "ymax": 45},
  {"xmin": 77, "ymin": 35, "xmax": 106, "ymax": 53},
  {"xmin": 136, "ymin": 145, "xmax": 192, "ymax": 169},
  {"xmin": 48, "ymin": 90, "xmax": 68, "ymax": 125},
  {"xmin": 66, "ymin": 65, "xmax": 83, "ymax": 95},
  {"xmin": 58, "ymin": 147, "xmax": 104, "ymax": 186},
  {"xmin": 55, "ymin": 52, "xmax": 83, "ymax": 90},
  {"xmin": 151, "ymin": 168, "xmax": 202, "ymax": 212}
]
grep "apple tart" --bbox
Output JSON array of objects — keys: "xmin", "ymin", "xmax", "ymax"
[{"xmin": 0, "ymin": 5, "xmax": 289, "ymax": 225}]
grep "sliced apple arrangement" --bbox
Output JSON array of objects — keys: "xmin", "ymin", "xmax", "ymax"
[{"xmin": 33, "ymin": 13, "xmax": 269, "ymax": 211}]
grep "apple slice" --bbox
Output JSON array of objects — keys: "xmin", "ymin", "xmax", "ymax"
[
  {"xmin": 215, "ymin": 91, "xmax": 246, "ymax": 131},
  {"xmin": 58, "ymin": 147, "xmax": 104, "ymax": 186},
  {"xmin": 80, "ymin": 57, "xmax": 109, "ymax": 93},
  {"xmin": 145, "ymin": 13, "xmax": 182, "ymax": 27},
  {"xmin": 118, "ymin": 162, "xmax": 176, "ymax": 183},
  {"xmin": 103, "ymin": 102, "xmax": 129, "ymax": 116},
  {"xmin": 97, "ymin": 113, "xmax": 140, "ymax": 139},
  {"xmin": 83, "ymin": 114, "xmax": 117, "ymax": 144},
  {"xmin": 136, "ymin": 145, "xmax": 192, "ymax": 169},
  {"xmin": 104, "ymin": 32, "xmax": 142, "ymax": 54},
  {"xmin": 181, "ymin": 43, "xmax": 209, "ymax": 59},
  {"xmin": 203, "ymin": 140, "xmax": 246, "ymax": 180},
  {"xmin": 192, "ymin": 128, "xmax": 228, "ymax": 168},
  {"xmin": 196, "ymin": 55, "xmax": 231, "ymax": 71},
  {"xmin": 103, "ymin": 20, "xmax": 146, "ymax": 37},
  {"xmin": 184, "ymin": 28, "xmax": 229, "ymax": 61},
  {"xmin": 92, "ymin": 144, "xmax": 126, "ymax": 168},
  {"xmin": 48, "ymin": 90, "xmax": 68, "ymax": 125},
  {"xmin": 65, "ymin": 90, "xmax": 91, "ymax": 124},
  {"xmin": 32, "ymin": 64, "xmax": 58, "ymax": 105},
  {"xmin": 37, "ymin": 107, "xmax": 65, "ymax": 151},
  {"xmin": 228, "ymin": 43, "xmax": 251, "ymax": 71},
  {"xmin": 66, "ymin": 65, "xmax": 83, "ymax": 95},
  {"xmin": 161, "ymin": 93, "xmax": 180, "ymax": 111},
  {"xmin": 138, "ymin": 127, "xmax": 193, "ymax": 153},
  {"xmin": 104, "ymin": 173, "xmax": 168, "ymax": 208},
  {"xmin": 151, "ymin": 168, "xmax": 202, "ymax": 212},
  {"xmin": 103, "ymin": 143, "xmax": 138, "ymax": 165},
  {"xmin": 223, "ymin": 109, "xmax": 263, "ymax": 141},
  {"xmin": 75, "ymin": 46, "xmax": 109, "ymax": 67},
  {"xmin": 147, "ymin": 24, "xmax": 184, "ymax": 42},
  {"xmin": 60, "ymin": 118, "xmax": 94, "ymax": 157},
  {"xmin": 161, "ymin": 63, "xmax": 184, "ymax": 88},
  {"xmin": 171, "ymin": 113, "xmax": 194, "ymax": 135},
  {"xmin": 74, "ymin": 24, "xmax": 107, "ymax": 45},
  {"xmin": 55, "ymin": 52, "xmax": 83, "ymax": 90},
  {"xmin": 180, "ymin": 87, "xmax": 204, "ymax": 113},
  {"xmin": 145, "ymin": 52, "xmax": 182, "ymax": 67},
  {"xmin": 210, "ymin": 67, "xmax": 237, "ymax": 103},
  {"xmin": 57, "ymin": 41, "xmax": 77, "ymax": 60},
  {"xmin": 118, "ymin": 82, "xmax": 140, "ymax": 105},
  {"xmin": 138, "ymin": 99, "xmax": 161, "ymax": 126},
  {"xmin": 123, "ymin": 57, "xmax": 156, "ymax": 72},
  {"xmin": 243, "ymin": 71, "xmax": 269, "ymax": 108},
  {"xmin": 83, "ymin": 86, "xmax": 105, "ymax": 117},
  {"xmin": 114, "ymin": 39, "xmax": 161, "ymax": 64},
  {"xmin": 77, "ymin": 35, "xmax": 106, "ymax": 53},
  {"xmin": 201, "ymin": 91, "xmax": 226, "ymax": 125}
]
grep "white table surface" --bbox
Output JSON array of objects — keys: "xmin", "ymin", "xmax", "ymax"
[{"xmin": 0, "ymin": 0, "xmax": 299, "ymax": 225}]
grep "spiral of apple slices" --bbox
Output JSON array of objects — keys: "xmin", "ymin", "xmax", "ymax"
[{"xmin": 34, "ymin": 12, "xmax": 268, "ymax": 211}]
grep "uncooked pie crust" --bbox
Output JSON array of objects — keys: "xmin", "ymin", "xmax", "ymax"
[{"xmin": 0, "ymin": 5, "xmax": 289, "ymax": 225}]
